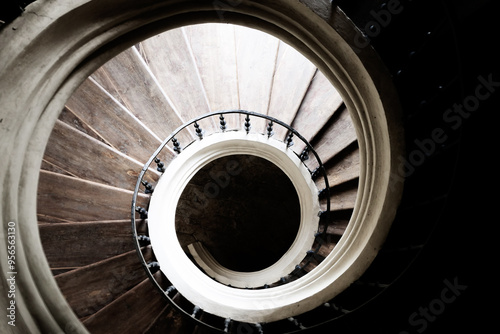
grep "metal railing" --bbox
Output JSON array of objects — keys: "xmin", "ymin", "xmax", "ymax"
[{"xmin": 131, "ymin": 110, "xmax": 334, "ymax": 331}]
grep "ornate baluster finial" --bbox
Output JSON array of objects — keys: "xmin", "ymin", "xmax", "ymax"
[
  {"xmin": 244, "ymin": 114, "xmax": 251, "ymax": 133},
  {"xmin": 219, "ymin": 114, "xmax": 227, "ymax": 132}
]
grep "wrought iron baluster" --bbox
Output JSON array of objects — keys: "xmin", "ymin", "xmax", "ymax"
[
  {"xmin": 287, "ymin": 317, "xmax": 306, "ymax": 330},
  {"xmin": 310, "ymin": 166, "xmax": 321, "ymax": 181},
  {"xmin": 192, "ymin": 305, "xmax": 202, "ymax": 318},
  {"xmin": 147, "ymin": 261, "xmax": 160, "ymax": 273},
  {"xmin": 194, "ymin": 121, "xmax": 204, "ymax": 140},
  {"xmin": 137, "ymin": 235, "xmax": 151, "ymax": 246},
  {"xmin": 219, "ymin": 114, "xmax": 227, "ymax": 132},
  {"xmin": 135, "ymin": 206, "xmax": 148, "ymax": 219},
  {"xmin": 286, "ymin": 132, "xmax": 294, "ymax": 148},
  {"xmin": 300, "ymin": 146, "xmax": 310, "ymax": 161},
  {"xmin": 267, "ymin": 120, "xmax": 274, "ymax": 138},
  {"xmin": 165, "ymin": 285, "xmax": 176, "ymax": 296},
  {"xmin": 141, "ymin": 180, "xmax": 154, "ymax": 194},
  {"xmin": 323, "ymin": 302, "xmax": 349, "ymax": 314},
  {"xmin": 224, "ymin": 318, "xmax": 232, "ymax": 333},
  {"xmin": 131, "ymin": 109, "xmax": 333, "ymax": 327},
  {"xmin": 154, "ymin": 158, "xmax": 165, "ymax": 173},
  {"xmin": 244, "ymin": 114, "xmax": 251, "ymax": 133},
  {"xmin": 172, "ymin": 137, "xmax": 181, "ymax": 154}
]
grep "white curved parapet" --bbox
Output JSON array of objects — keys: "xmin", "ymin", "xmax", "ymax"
[{"xmin": 149, "ymin": 131, "xmax": 320, "ymax": 290}]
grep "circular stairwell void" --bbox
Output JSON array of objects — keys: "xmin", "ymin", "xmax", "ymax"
[
  {"xmin": 0, "ymin": 1, "xmax": 404, "ymax": 332},
  {"xmin": 148, "ymin": 131, "xmax": 320, "ymax": 289},
  {"xmin": 175, "ymin": 154, "xmax": 301, "ymax": 273}
]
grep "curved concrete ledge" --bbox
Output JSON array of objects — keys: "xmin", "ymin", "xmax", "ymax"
[{"xmin": 149, "ymin": 132, "xmax": 320, "ymax": 289}]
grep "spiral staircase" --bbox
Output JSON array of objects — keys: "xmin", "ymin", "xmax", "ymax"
[
  {"xmin": 37, "ymin": 24, "xmax": 361, "ymax": 333},
  {"xmin": 1, "ymin": 0, "xmax": 494, "ymax": 333}
]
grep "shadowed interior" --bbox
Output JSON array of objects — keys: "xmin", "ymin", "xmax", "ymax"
[{"xmin": 175, "ymin": 154, "xmax": 301, "ymax": 272}]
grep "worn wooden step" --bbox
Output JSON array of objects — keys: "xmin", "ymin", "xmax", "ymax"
[
  {"xmin": 40, "ymin": 159, "xmax": 74, "ymax": 177},
  {"xmin": 82, "ymin": 278, "xmax": 166, "ymax": 334},
  {"xmin": 310, "ymin": 106, "xmax": 357, "ymax": 164},
  {"xmin": 137, "ymin": 28, "xmax": 214, "ymax": 132},
  {"xmin": 37, "ymin": 170, "xmax": 150, "ymax": 222},
  {"xmin": 66, "ymin": 77, "xmax": 168, "ymax": 164},
  {"xmin": 289, "ymin": 70, "xmax": 344, "ymax": 153},
  {"xmin": 54, "ymin": 248, "xmax": 152, "ymax": 318},
  {"xmin": 316, "ymin": 145, "xmax": 360, "ymax": 190},
  {"xmin": 184, "ymin": 24, "xmax": 240, "ymax": 128},
  {"xmin": 142, "ymin": 303, "xmax": 197, "ymax": 334},
  {"xmin": 236, "ymin": 25, "xmax": 280, "ymax": 132},
  {"xmin": 321, "ymin": 181, "xmax": 358, "ymax": 211},
  {"xmin": 58, "ymin": 106, "xmax": 108, "ymax": 144},
  {"xmin": 318, "ymin": 219, "xmax": 349, "ymax": 237},
  {"xmin": 267, "ymin": 43, "xmax": 317, "ymax": 137},
  {"xmin": 37, "ymin": 213, "xmax": 73, "ymax": 225},
  {"xmin": 43, "ymin": 120, "xmax": 159, "ymax": 191},
  {"xmin": 91, "ymin": 47, "xmax": 193, "ymax": 144},
  {"xmin": 39, "ymin": 220, "xmax": 135, "ymax": 268}
]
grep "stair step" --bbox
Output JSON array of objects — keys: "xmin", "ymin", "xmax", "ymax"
[
  {"xmin": 236, "ymin": 25, "xmax": 280, "ymax": 115},
  {"xmin": 65, "ymin": 77, "xmax": 167, "ymax": 164},
  {"xmin": 321, "ymin": 182, "xmax": 358, "ymax": 211},
  {"xmin": 236, "ymin": 25, "xmax": 280, "ymax": 133},
  {"xmin": 137, "ymin": 28, "xmax": 213, "ymax": 128},
  {"xmin": 267, "ymin": 43, "xmax": 317, "ymax": 138},
  {"xmin": 54, "ymin": 248, "xmax": 152, "ymax": 318},
  {"xmin": 142, "ymin": 303, "xmax": 197, "ymax": 334},
  {"xmin": 289, "ymin": 70, "xmax": 344, "ymax": 152},
  {"xmin": 43, "ymin": 120, "xmax": 158, "ymax": 191},
  {"xmin": 82, "ymin": 278, "xmax": 166, "ymax": 334},
  {"xmin": 58, "ymin": 106, "xmax": 108, "ymax": 144},
  {"xmin": 40, "ymin": 158, "xmax": 75, "ymax": 177},
  {"xmin": 318, "ymin": 219, "xmax": 349, "ymax": 236},
  {"xmin": 91, "ymin": 47, "xmax": 193, "ymax": 144},
  {"xmin": 184, "ymin": 24, "xmax": 239, "ymax": 128},
  {"xmin": 39, "ymin": 220, "xmax": 136, "ymax": 268},
  {"xmin": 37, "ymin": 170, "xmax": 149, "ymax": 221},
  {"xmin": 311, "ymin": 106, "xmax": 357, "ymax": 163},
  {"xmin": 316, "ymin": 145, "xmax": 360, "ymax": 189}
]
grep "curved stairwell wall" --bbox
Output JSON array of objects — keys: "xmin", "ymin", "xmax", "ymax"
[{"xmin": 2, "ymin": 0, "xmax": 491, "ymax": 333}]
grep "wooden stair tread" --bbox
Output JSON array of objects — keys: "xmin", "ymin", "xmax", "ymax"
[
  {"xmin": 184, "ymin": 24, "xmax": 240, "ymax": 128},
  {"xmin": 316, "ymin": 146, "xmax": 360, "ymax": 189},
  {"xmin": 58, "ymin": 106, "xmax": 108, "ymax": 145},
  {"xmin": 65, "ymin": 78, "xmax": 166, "ymax": 164},
  {"xmin": 137, "ymin": 28, "xmax": 213, "ymax": 130},
  {"xmin": 312, "ymin": 106, "xmax": 357, "ymax": 163},
  {"xmin": 267, "ymin": 43, "xmax": 317, "ymax": 137},
  {"xmin": 90, "ymin": 47, "xmax": 193, "ymax": 144},
  {"xmin": 43, "ymin": 120, "xmax": 158, "ymax": 191},
  {"xmin": 39, "ymin": 220, "xmax": 136, "ymax": 268},
  {"xmin": 54, "ymin": 248, "xmax": 152, "ymax": 318},
  {"xmin": 322, "ymin": 182, "xmax": 358, "ymax": 211},
  {"xmin": 319, "ymin": 220, "xmax": 349, "ymax": 236},
  {"xmin": 142, "ymin": 303, "xmax": 197, "ymax": 334},
  {"xmin": 290, "ymin": 70, "xmax": 344, "ymax": 152},
  {"xmin": 82, "ymin": 278, "xmax": 166, "ymax": 334},
  {"xmin": 37, "ymin": 170, "xmax": 149, "ymax": 222},
  {"xmin": 236, "ymin": 25, "xmax": 280, "ymax": 132}
]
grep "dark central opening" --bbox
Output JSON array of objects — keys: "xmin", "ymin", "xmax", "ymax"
[{"xmin": 175, "ymin": 154, "xmax": 301, "ymax": 272}]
